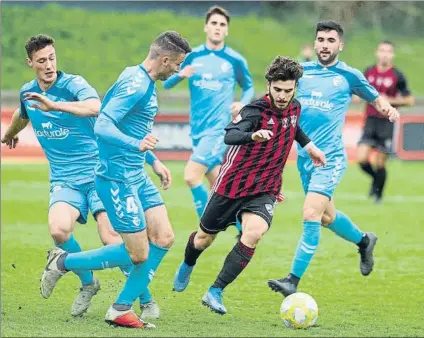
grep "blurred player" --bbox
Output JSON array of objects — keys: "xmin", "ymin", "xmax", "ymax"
[
  {"xmin": 268, "ymin": 21, "xmax": 400, "ymax": 297},
  {"xmin": 172, "ymin": 56, "xmax": 326, "ymax": 314},
  {"xmin": 1, "ymin": 34, "xmax": 172, "ymax": 320},
  {"xmin": 163, "ymin": 6, "xmax": 254, "ymax": 235},
  {"xmin": 299, "ymin": 44, "xmax": 314, "ymax": 62},
  {"xmin": 39, "ymin": 31, "xmax": 191, "ymax": 329},
  {"xmin": 357, "ymin": 40, "xmax": 415, "ymax": 203}
]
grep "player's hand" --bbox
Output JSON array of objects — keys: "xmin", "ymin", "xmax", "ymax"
[
  {"xmin": 230, "ymin": 102, "xmax": 245, "ymax": 118},
  {"xmin": 24, "ymin": 92, "xmax": 57, "ymax": 112},
  {"xmin": 306, "ymin": 144, "xmax": 326, "ymax": 167},
  {"xmin": 251, "ymin": 129, "xmax": 273, "ymax": 142},
  {"xmin": 179, "ymin": 65, "xmax": 195, "ymax": 78},
  {"xmin": 1, "ymin": 134, "xmax": 19, "ymax": 149},
  {"xmin": 385, "ymin": 106, "xmax": 400, "ymax": 122},
  {"xmin": 139, "ymin": 134, "xmax": 158, "ymax": 152},
  {"xmin": 152, "ymin": 160, "xmax": 172, "ymax": 190}
]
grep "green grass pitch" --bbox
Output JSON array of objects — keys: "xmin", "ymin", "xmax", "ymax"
[{"xmin": 2, "ymin": 160, "xmax": 424, "ymax": 337}]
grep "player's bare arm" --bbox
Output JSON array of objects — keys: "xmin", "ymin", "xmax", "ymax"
[
  {"xmin": 24, "ymin": 92, "xmax": 100, "ymax": 117},
  {"xmin": 295, "ymin": 127, "xmax": 326, "ymax": 167},
  {"xmin": 372, "ymin": 95, "xmax": 400, "ymax": 122},
  {"xmin": 139, "ymin": 134, "xmax": 159, "ymax": 152},
  {"xmin": 1, "ymin": 108, "xmax": 29, "ymax": 149},
  {"xmin": 178, "ymin": 65, "xmax": 195, "ymax": 78}
]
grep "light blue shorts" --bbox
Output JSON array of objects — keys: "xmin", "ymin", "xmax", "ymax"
[
  {"xmin": 95, "ymin": 175, "xmax": 164, "ymax": 234},
  {"xmin": 190, "ymin": 134, "xmax": 227, "ymax": 173},
  {"xmin": 297, "ymin": 150, "xmax": 348, "ymax": 199},
  {"xmin": 49, "ymin": 181, "xmax": 104, "ymax": 224}
]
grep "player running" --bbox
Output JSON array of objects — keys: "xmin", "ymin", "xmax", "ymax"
[
  {"xmin": 172, "ymin": 56, "xmax": 326, "ymax": 314},
  {"xmin": 38, "ymin": 31, "xmax": 191, "ymax": 328},
  {"xmin": 268, "ymin": 21, "xmax": 399, "ymax": 297},
  {"xmin": 357, "ymin": 40, "xmax": 414, "ymax": 203},
  {"xmin": 163, "ymin": 6, "xmax": 254, "ymax": 235}
]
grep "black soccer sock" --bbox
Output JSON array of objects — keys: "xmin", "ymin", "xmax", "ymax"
[
  {"xmin": 184, "ymin": 231, "xmax": 204, "ymax": 267},
  {"xmin": 212, "ymin": 240, "xmax": 255, "ymax": 290},
  {"xmin": 287, "ymin": 273, "xmax": 300, "ymax": 287},
  {"xmin": 374, "ymin": 167, "xmax": 387, "ymax": 198},
  {"xmin": 359, "ymin": 162, "xmax": 376, "ymax": 179}
]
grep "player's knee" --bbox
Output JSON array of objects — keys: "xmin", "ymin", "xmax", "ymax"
[
  {"xmin": 49, "ymin": 219, "xmax": 72, "ymax": 244},
  {"xmin": 321, "ymin": 213, "xmax": 335, "ymax": 227},
  {"xmin": 150, "ymin": 230, "xmax": 175, "ymax": 249},
  {"xmin": 194, "ymin": 231, "xmax": 215, "ymax": 250},
  {"xmin": 303, "ymin": 206, "xmax": 322, "ymax": 222},
  {"xmin": 241, "ymin": 227, "xmax": 265, "ymax": 248},
  {"xmin": 184, "ymin": 170, "xmax": 202, "ymax": 188},
  {"xmin": 128, "ymin": 250, "xmax": 148, "ymax": 265}
]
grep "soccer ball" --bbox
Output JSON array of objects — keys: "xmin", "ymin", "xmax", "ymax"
[{"xmin": 280, "ymin": 292, "xmax": 318, "ymax": 329}]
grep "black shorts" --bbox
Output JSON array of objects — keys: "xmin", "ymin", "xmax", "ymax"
[
  {"xmin": 358, "ymin": 116, "xmax": 394, "ymax": 153},
  {"xmin": 200, "ymin": 192, "xmax": 277, "ymax": 234}
]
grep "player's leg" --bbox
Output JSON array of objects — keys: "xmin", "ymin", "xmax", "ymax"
[
  {"xmin": 322, "ymin": 199, "xmax": 377, "ymax": 276},
  {"xmin": 203, "ymin": 195, "xmax": 273, "ymax": 315},
  {"xmin": 45, "ymin": 186, "xmax": 98, "ymax": 311},
  {"xmin": 137, "ymin": 178, "xmax": 173, "ymax": 320},
  {"xmin": 357, "ymin": 117, "xmax": 378, "ymax": 197},
  {"xmin": 206, "ymin": 164, "xmax": 243, "ymax": 235},
  {"xmin": 173, "ymin": 192, "xmax": 237, "ymax": 292},
  {"xmin": 373, "ymin": 120, "xmax": 394, "ymax": 203},
  {"xmin": 184, "ymin": 159, "xmax": 209, "ymax": 217}
]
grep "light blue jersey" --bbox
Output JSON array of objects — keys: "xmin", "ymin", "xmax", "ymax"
[
  {"xmin": 163, "ymin": 44, "xmax": 254, "ymax": 140},
  {"xmin": 296, "ymin": 61, "xmax": 379, "ymax": 199},
  {"xmin": 297, "ymin": 61, "xmax": 379, "ymax": 157},
  {"xmin": 94, "ymin": 64, "xmax": 163, "ymax": 233},
  {"xmin": 95, "ymin": 65, "xmax": 157, "ymax": 184},
  {"xmin": 20, "ymin": 71, "xmax": 100, "ymax": 184}
]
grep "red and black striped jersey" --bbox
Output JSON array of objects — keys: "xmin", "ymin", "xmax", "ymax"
[
  {"xmin": 364, "ymin": 65, "xmax": 411, "ymax": 118},
  {"xmin": 213, "ymin": 95, "xmax": 306, "ymax": 199}
]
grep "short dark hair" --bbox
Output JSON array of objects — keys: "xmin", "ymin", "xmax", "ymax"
[
  {"xmin": 379, "ymin": 40, "xmax": 394, "ymax": 47},
  {"xmin": 25, "ymin": 34, "xmax": 55, "ymax": 59},
  {"xmin": 205, "ymin": 6, "xmax": 230, "ymax": 24},
  {"xmin": 316, "ymin": 20, "xmax": 344, "ymax": 38},
  {"xmin": 150, "ymin": 31, "xmax": 192, "ymax": 58},
  {"xmin": 265, "ymin": 56, "xmax": 303, "ymax": 83}
]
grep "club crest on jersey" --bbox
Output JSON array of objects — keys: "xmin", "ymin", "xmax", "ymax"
[
  {"xmin": 221, "ymin": 61, "xmax": 231, "ymax": 73},
  {"xmin": 333, "ymin": 76, "xmax": 343, "ymax": 87},
  {"xmin": 232, "ymin": 114, "xmax": 242, "ymax": 124}
]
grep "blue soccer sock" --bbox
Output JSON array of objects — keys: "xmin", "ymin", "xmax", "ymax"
[
  {"xmin": 190, "ymin": 183, "xmax": 209, "ymax": 218},
  {"xmin": 326, "ymin": 210, "xmax": 364, "ymax": 244},
  {"xmin": 116, "ymin": 242, "xmax": 169, "ymax": 307},
  {"xmin": 290, "ymin": 221, "xmax": 321, "ymax": 279},
  {"xmin": 138, "ymin": 242, "xmax": 169, "ymax": 304},
  {"xmin": 235, "ymin": 219, "xmax": 242, "ymax": 232},
  {"xmin": 63, "ymin": 243, "xmax": 133, "ymax": 271},
  {"xmin": 56, "ymin": 234, "xmax": 93, "ymax": 286}
]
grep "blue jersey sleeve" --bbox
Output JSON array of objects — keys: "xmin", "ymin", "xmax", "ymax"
[
  {"xmin": 347, "ymin": 68, "xmax": 379, "ymax": 102},
  {"xmin": 19, "ymin": 98, "xmax": 28, "ymax": 119},
  {"xmin": 235, "ymin": 57, "xmax": 254, "ymax": 105},
  {"xmin": 145, "ymin": 150, "xmax": 158, "ymax": 166},
  {"xmin": 67, "ymin": 75, "xmax": 100, "ymax": 101},
  {"xmin": 95, "ymin": 76, "xmax": 151, "ymax": 151}
]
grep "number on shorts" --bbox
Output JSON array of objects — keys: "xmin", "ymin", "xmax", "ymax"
[{"xmin": 126, "ymin": 196, "xmax": 139, "ymax": 214}]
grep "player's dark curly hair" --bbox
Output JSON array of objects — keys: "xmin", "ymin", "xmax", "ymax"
[
  {"xmin": 265, "ymin": 56, "xmax": 303, "ymax": 83},
  {"xmin": 25, "ymin": 34, "xmax": 55, "ymax": 59}
]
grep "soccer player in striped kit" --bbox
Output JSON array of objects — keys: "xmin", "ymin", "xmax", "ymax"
[{"xmin": 172, "ymin": 56, "xmax": 326, "ymax": 314}]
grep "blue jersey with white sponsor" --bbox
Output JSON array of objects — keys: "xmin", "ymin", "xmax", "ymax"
[
  {"xmin": 163, "ymin": 44, "xmax": 254, "ymax": 139},
  {"xmin": 19, "ymin": 71, "xmax": 100, "ymax": 184},
  {"xmin": 95, "ymin": 65, "xmax": 157, "ymax": 184},
  {"xmin": 296, "ymin": 61, "xmax": 379, "ymax": 157}
]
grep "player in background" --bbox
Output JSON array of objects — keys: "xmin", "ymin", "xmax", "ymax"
[
  {"xmin": 356, "ymin": 40, "xmax": 414, "ymax": 203},
  {"xmin": 172, "ymin": 56, "xmax": 326, "ymax": 314},
  {"xmin": 1, "ymin": 34, "xmax": 172, "ymax": 318},
  {"xmin": 163, "ymin": 6, "xmax": 254, "ymax": 235},
  {"xmin": 39, "ymin": 31, "xmax": 191, "ymax": 329},
  {"xmin": 268, "ymin": 21, "xmax": 400, "ymax": 297},
  {"xmin": 298, "ymin": 44, "xmax": 314, "ymax": 62}
]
